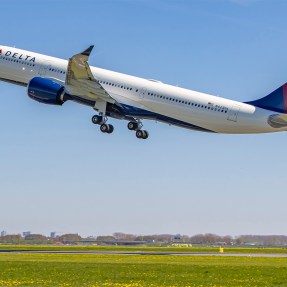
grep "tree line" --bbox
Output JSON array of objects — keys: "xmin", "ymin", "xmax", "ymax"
[{"xmin": 1, "ymin": 232, "xmax": 287, "ymax": 246}]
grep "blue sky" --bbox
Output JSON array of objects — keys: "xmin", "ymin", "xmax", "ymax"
[{"xmin": 1, "ymin": 0, "xmax": 287, "ymax": 237}]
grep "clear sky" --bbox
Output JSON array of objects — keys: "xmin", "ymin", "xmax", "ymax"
[{"xmin": 1, "ymin": 0, "xmax": 287, "ymax": 237}]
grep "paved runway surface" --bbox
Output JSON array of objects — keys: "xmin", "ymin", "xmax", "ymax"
[{"xmin": 0, "ymin": 250, "xmax": 287, "ymax": 257}]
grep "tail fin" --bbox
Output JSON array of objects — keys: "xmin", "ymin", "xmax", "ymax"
[{"xmin": 246, "ymin": 83, "xmax": 287, "ymax": 113}]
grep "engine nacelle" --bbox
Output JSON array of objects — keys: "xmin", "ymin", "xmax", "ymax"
[{"xmin": 27, "ymin": 77, "xmax": 65, "ymax": 105}]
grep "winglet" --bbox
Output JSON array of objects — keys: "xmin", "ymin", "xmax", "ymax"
[{"xmin": 81, "ymin": 45, "xmax": 94, "ymax": 57}]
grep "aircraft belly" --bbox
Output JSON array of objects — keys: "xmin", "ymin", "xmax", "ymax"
[
  {"xmin": 143, "ymin": 100, "xmax": 285, "ymax": 134},
  {"xmin": 0, "ymin": 61, "xmax": 34, "ymax": 85},
  {"xmin": 209, "ymin": 113, "xmax": 285, "ymax": 134},
  {"xmin": 0, "ymin": 70, "xmax": 27, "ymax": 86}
]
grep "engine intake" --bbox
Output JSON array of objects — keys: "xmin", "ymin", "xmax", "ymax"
[{"xmin": 27, "ymin": 77, "xmax": 66, "ymax": 105}]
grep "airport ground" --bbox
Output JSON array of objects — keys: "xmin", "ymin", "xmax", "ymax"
[{"xmin": 0, "ymin": 245, "xmax": 287, "ymax": 287}]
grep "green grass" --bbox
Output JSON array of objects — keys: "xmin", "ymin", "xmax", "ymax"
[
  {"xmin": 0, "ymin": 253, "xmax": 287, "ymax": 287},
  {"xmin": 0, "ymin": 244, "xmax": 287, "ymax": 254}
]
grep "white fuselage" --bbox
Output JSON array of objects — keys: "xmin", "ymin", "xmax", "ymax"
[{"xmin": 0, "ymin": 46, "xmax": 285, "ymax": 134}]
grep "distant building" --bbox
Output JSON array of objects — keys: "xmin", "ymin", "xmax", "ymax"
[
  {"xmin": 173, "ymin": 234, "xmax": 182, "ymax": 241},
  {"xmin": 23, "ymin": 231, "xmax": 31, "ymax": 238},
  {"xmin": 50, "ymin": 232, "xmax": 60, "ymax": 238},
  {"xmin": 1, "ymin": 231, "xmax": 7, "ymax": 237}
]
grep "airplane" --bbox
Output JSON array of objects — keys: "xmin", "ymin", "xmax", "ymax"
[{"xmin": 0, "ymin": 44, "xmax": 287, "ymax": 139}]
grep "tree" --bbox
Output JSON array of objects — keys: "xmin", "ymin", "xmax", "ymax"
[
  {"xmin": 113, "ymin": 233, "xmax": 136, "ymax": 241},
  {"xmin": 59, "ymin": 234, "xmax": 81, "ymax": 244},
  {"xmin": 0, "ymin": 234, "xmax": 22, "ymax": 244}
]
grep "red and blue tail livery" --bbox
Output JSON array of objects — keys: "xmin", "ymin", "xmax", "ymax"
[{"xmin": 247, "ymin": 83, "xmax": 287, "ymax": 114}]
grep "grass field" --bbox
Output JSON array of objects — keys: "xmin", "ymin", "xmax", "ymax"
[
  {"xmin": 0, "ymin": 251, "xmax": 287, "ymax": 287},
  {"xmin": 0, "ymin": 244, "xmax": 287, "ymax": 254}
]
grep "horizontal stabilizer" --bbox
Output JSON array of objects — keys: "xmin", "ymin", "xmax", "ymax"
[{"xmin": 268, "ymin": 113, "xmax": 287, "ymax": 128}]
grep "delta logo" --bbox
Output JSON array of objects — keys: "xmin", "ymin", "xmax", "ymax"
[{"xmin": 0, "ymin": 49, "xmax": 35, "ymax": 62}]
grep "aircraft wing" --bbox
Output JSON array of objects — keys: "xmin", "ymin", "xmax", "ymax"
[{"xmin": 65, "ymin": 46, "xmax": 117, "ymax": 105}]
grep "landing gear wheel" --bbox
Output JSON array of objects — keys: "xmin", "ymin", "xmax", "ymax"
[
  {"xmin": 92, "ymin": 115, "xmax": 103, "ymax": 125},
  {"xmin": 136, "ymin": 130, "xmax": 149, "ymax": 139},
  {"xmin": 136, "ymin": 130, "xmax": 143, "ymax": 139},
  {"xmin": 100, "ymin": 123, "xmax": 109, "ymax": 133},
  {"xmin": 128, "ymin": 122, "xmax": 138, "ymax": 131},
  {"xmin": 107, "ymin": 124, "xmax": 114, "ymax": 134},
  {"xmin": 100, "ymin": 124, "xmax": 114, "ymax": 134},
  {"xmin": 142, "ymin": 130, "xmax": 149, "ymax": 139},
  {"xmin": 136, "ymin": 130, "xmax": 144, "ymax": 139}
]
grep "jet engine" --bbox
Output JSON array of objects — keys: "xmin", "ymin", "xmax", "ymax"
[{"xmin": 27, "ymin": 77, "xmax": 66, "ymax": 105}]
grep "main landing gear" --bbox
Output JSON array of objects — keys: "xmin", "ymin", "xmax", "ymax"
[
  {"xmin": 92, "ymin": 115, "xmax": 149, "ymax": 139},
  {"xmin": 92, "ymin": 115, "xmax": 114, "ymax": 134},
  {"xmin": 127, "ymin": 121, "xmax": 149, "ymax": 139}
]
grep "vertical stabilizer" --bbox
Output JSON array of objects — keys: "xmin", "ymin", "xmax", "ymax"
[{"xmin": 246, "ymin": 83, "xmax": 287, "ymax": 113}]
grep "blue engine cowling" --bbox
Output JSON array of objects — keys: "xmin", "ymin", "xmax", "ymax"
[{"xmin": 27, "ymin": 77, "xmax": 65, "ymax": 105}]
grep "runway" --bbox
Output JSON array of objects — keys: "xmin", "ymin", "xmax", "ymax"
[{"xmin": 0, "ymin": 250, "xmax": 287, "ymax": 257}]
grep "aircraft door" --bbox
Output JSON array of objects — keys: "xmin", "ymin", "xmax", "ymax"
[
  {"xmin": 139, "ymin": 88, "xmax": 147, "ymax": 99},
  {"xmin": 227, "ymin": 105, "xmax": 240, "ymax": 122},
  {"xmin": 38, "ymin": 62, "xmax": 51, "ymax": 76}
]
